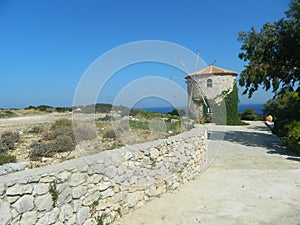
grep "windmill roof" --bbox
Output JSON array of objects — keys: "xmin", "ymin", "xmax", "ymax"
[{"xmin": 185, "ymin": 65, "xmax": 238, "ymax": 79}]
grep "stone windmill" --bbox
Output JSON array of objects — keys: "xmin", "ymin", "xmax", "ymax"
[{"xmin": 185, "ymin": 65, "xmax": 238, "ymax": 119}]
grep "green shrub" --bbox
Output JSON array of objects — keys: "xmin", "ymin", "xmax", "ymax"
[
  {"xmin": 51, "ymin": 119, "xmax": 72, "ymax": 129},
  {"xmin": 29, "ymin": 142, "xmax": 55, "ymax": 160},
  {"xmin": 53, "ymin": 135, "xmax": 76, "ymax": 153},
  {"xmin": 0, "ymin": 110, "xmax": 16, "ymax": 118},
  {"xmin": 0, "ymin": 132, "xmax": 20, "ymax": 152},
  {"xmin": 240, "ymin": 108, "xmax": 261, "ymax": 121},
  {"xmin": 28, "ymin": 126, "xmax": 43, "ymax": 134},
  {"xmin": 44, "ymin": 126, "xmax": 74, "ymax": 141},
  {"xmin": 0, "ymin": 154, "xmax": 17, "ymax": 165},
  {"xmin": 224, "ymin": 83, "xmax": 245, "ymax": 125},
  {"xmin": 167, "ymin": 108, "xmax": 186, "ymax": 117},
  {"xmin": 74, "ymin": 126, "xmax": 97, "ymax": 142},
  {"xmin": 129, "ymin": 120, "xmax": 149, "ymax": 130},
  {"xmin": 103, "ymin": 129, "xmax": 117, "ymax": 139},
  {"xmin": 282, "ymin": 120, "xmax": 300, "ymax": 151},
  {"xmin": 98, "ymin": 114, "xmax": 111, "ymax": 121}
]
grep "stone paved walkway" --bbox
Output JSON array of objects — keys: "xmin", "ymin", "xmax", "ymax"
[{"xmin": 116, "ymin": 121, "xmax": 300, "ymax": 225}]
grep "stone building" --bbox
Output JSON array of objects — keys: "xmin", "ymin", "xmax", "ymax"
[{"xmin": 185, "ymin": 65, "xmax": 238, "ymax": 119}]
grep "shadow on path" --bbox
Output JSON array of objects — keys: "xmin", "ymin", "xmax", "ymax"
[{"xmin": 209, "ymin": 125, "xmax": 299, "ymax": 158}]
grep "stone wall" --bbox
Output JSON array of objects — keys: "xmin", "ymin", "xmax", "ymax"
[{"xmin": 0, "ymin": 126, "xmax": 207, "ymax": 225}]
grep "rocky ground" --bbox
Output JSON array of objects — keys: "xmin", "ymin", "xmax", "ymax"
[{"xmin": 0, "ymin": 112, "xmax": 185, "ymax": 174}]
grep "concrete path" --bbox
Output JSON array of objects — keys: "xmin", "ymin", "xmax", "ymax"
[{"xmin": 116, "ymin": 121, "xmax": 300, "ymax": 225}]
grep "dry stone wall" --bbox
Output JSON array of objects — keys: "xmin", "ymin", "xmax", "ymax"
[{"xmin": 0, "ymin": 126, "xmax": 207, "ymax": 225}]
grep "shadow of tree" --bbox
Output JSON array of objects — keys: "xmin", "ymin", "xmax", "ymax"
[{"xmin": 209, "ymin": 127, "xmax": 299, "ymax": 158}]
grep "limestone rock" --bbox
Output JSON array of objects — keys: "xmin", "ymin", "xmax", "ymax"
[
  {"xmin": 98, "ymin": 182, "xmax": 111, "ymax": 191},
  {"xmin": 127, "ymin": 191, "xmax": 144, "ymax": 208},
  {"xmin": 14, "ymin": 195, "xmax": 34, "ymax": 213},
  {"xmin": 37, "ymin": 208, "xmax": 60, "ymax": 225},
  {"xmin": 69, "ymin": 173, "xmax": 87, "ymax": 187},
  {"xmin": 57, "ymin": 183, "xmax": 72, "ymax": 205},
  {"xmin": 33, "ymin": 183, "xmax": 49, "ymax": 196},
  {"xmin": 59, "ymin": 204, "xmax": 73, "ymax": 222},
  {"xmin": 77, "ymin": 207, "xmax": 90, "ymax": 225},
  {"xmin": 145, "ymin": 185, "xmax": 156, "ymax": 197},
  {"xmin": 101, "ymin": 188, "xmax": 115, "ymax": 198},
  {"xmin": 0, "ymin": 200, "xmax": 12, "ymax": 225},
  {"xmin": 149, "ymin": 148, "xmax": 160, "ymax": 159},
  {"xmin": 35, "ymin": 193, "xmax": 53, "ymax": 211},
  {"xmin": 57, "ymin": 171, "xmax": 71, "ymax": 182},
  {"xmin": 73, "ymin": 199, "xmax": 82, "ymax": 213},
  {"xmin": 87, "ymin": 174, "xmax": 102, "ymax": 184},
  {"xmin": 6, "ymin": 184, "xmax": 33, "ymax": 196},
  {"xmin": 7, "ymin": 196, "xmax": 19, "ymax": 204},
  {"xmin": 20, "ymin": 211, "xmax": 36, "ymax": 225},
  {"xmin": 105, "ymin": 166, "xmax": 117, "ymax": 179},
  {"xmin": 0, "ymin": 183, "xmax": 5, "ymax": 196},
  {"xmin": 82, "ymin": 191, "xmax": 100, "ymax": 206},
  {"xmin": 72, "ymin": 185, "xmax": 88, "ymax": 199}
]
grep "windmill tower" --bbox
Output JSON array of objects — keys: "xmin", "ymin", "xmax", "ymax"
[{"xmin": 185, "ymin": 65, "xmax": 238, "ymax": 119}]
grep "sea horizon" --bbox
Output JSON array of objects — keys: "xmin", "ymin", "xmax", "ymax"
[{"xmin": 135, "ymin": 103, "xmax": 264, "ymax": 115}]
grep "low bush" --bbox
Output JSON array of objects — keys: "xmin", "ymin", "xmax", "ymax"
[
  {"xmin": 51, "ymin": 119, "xmax": 72, "ymax": 129},
  {"xmin": 0, "ymin": 132, "xmax": 20, "ymax": 152},
  {"xmin": 29, "ymin": 142, "xmax": 55, "ymax": 160},
  {"xmin": 282, "ymin": 120, "xmax": 300, "ymax": 152},
  {"xmin": 0, "ymin": 154, "xmax": 17, "ymax": 165},
  {"xmin": 129, "ymin": 120, "xmax": 149, "ymax": 130},
  {"xmin": 0, "ymin": 110, "xmax": 16, "ymax": 118},
  {"xmin": 103, "ymin": 129, "xmax": 117, "ymax": 139},
  {"xmin": 240, "ymin": 108, "xmax": 261, "ymax": 121},
  {"xmin": 44, "ymin": 126, "xmax": 74, "ymax": 141},
  {"xmin": 74, "ymin": 126, "xmax": 97, "ymax": 142},
  {"xmin": 28, "ymin": 126, "xmax": 43, "ymax": 134},
  {"xmin": 53, "ymin": 135, "xmax": 76, "ymax": 153},
  {"xmin": 98, "ymin": 114, "xmax": 111, "ymax": 121}
]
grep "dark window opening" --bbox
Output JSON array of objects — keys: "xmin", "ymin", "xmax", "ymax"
[{"xmin": 207, "ymin": 79, "xmax": 212, "ymax": 88}]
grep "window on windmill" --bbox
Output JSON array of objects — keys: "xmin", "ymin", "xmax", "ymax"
[{"xmin": 207, "ymin": 79, "xmax": 212, "ymax": 88}]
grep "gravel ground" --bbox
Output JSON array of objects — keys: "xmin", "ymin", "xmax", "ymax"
[{"xmin": 115, "ymin": 121, "xmax": 300, "ymax": 225}]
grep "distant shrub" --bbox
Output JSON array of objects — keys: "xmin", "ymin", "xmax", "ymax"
[
  {"xmin": 103, "ymin": 129, "xmax": 117, "ymax": 139},
  {"xmin": 241, "ymin": 108, "xmax": 261, "ymax": 121},
  {"xmin": 129, "ymin": 120, "xmax": 149, "ymax": 130},
  {"xmin": 51, "ymin": 119, "xmax": 72, "ymax": 129},
  {"xmin": 0, "ymin": 154, "xmax": 17, "ymax": 165},
  {"xmin": 52, "ymin": 135, "xmax": 76, "ymax": 153},
  {"xmin": 36, "ymin": 105, "xmax": 53, "ymax": 112},
  {"xmin": 98, "ymin": 114, "xmax": 111, "ymax": 121},
  {"xmin": 74, "ymin": 126, "xmax": 97, "ymax": 142},
  {"xmin": 44, "ymin": 126, "xmax": 74, "ymax": 141},
  {"xmin": 28, "ymin": 126, "xmax": 43, "ymax": 134},
  {"xmin": 0, "ymin": 110, "xmax": 16, "ymax": 118},
  {"xmin": 167, "ymin": 108, "xmax": 186, "ymax": 117},
  {"xmin": 29, "ymin": 142, "xmax": 55, "ymax": 160},
  {"xmin": 0, "ymin": 132, "xmax": 20, "ymax": 152},
  {"xmin": 55, "ymin": 107, "xmax": 72, "ymax": 113}
]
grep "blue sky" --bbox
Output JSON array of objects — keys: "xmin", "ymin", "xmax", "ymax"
[{"xmin": 0, "ymin": 0, "xmax": 290, "ymax": 108}]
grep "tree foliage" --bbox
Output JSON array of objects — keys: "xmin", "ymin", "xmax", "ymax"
[
  {"xmin": 240, "ymin": 108, "xmax": 260, "ymax": 121},
  {"xmin": 238, "ymin": 0, "xmax": 300, "ymax": 98},
  {"xmin": 224, "ymin": 82, "xmax": 245, "ymax": 125}
]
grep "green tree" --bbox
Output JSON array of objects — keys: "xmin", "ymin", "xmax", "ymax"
[
  {"xmin": 240, "ymin": 108, "xmax": 260, "ymax": 121},
  {"xmin": 238, "ymin": 0, "xmax": 300, "ymax": 98},
  {"xmin": 167, "ymin": 108, "xmax": 186, "ymax": 117}
]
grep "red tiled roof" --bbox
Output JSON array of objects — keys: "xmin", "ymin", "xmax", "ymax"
[{"xmin": 185, "ymin": 65, "xmax": 238, "ymax": 79}]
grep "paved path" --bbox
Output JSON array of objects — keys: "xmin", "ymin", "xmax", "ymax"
[{"xmin": 116, "ymin": 121, "xmax": 300, "ymax": 225}]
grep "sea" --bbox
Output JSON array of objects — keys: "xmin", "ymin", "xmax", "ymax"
[{"xmin": 136, "ymin": 104, "xmax": 264, "ymax": 115}]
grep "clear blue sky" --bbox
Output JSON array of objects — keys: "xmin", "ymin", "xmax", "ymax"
[{"xmin": 0, "ymin": 0, "xmax": 290, "ymax": 108}]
